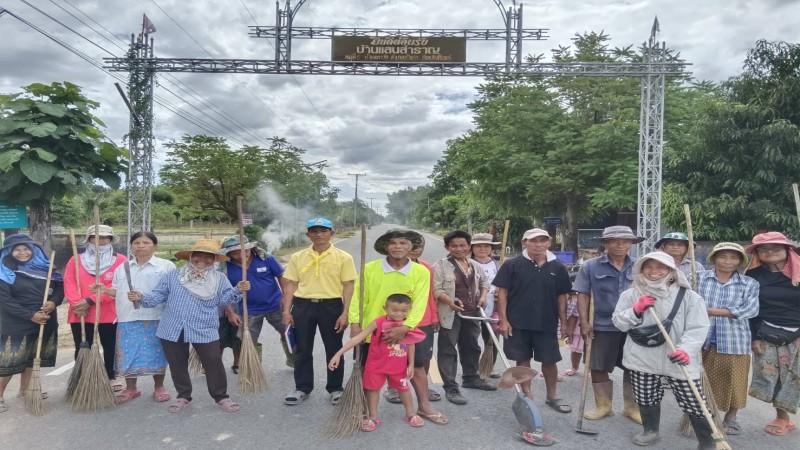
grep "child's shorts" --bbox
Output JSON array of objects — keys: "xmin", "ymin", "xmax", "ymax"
[{"xmin": 362, "ymin": 370, "xmax": 410, "ymax": 392}]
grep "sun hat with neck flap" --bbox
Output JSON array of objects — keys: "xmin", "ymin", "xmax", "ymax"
[{"xmin": 175, "ymin": 238, "xmax": 229, "ymax": 262}]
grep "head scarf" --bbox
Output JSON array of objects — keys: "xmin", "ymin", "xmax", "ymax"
[
  {"xmin": 0, "ymin": 243, "xmax": 63, "ymax": 284},
  {"xmin": 179, "ymin": 256, "xmax": 221, "ymax": 300},
  {"xmin": 632, "ymin": 251, "xmax": 692, "ymax": 298},
  {"xmin": 746, "ymin": 247, "xmax": 800, "ymax": 286},
  {"xmin": 81, "ymin": 243, "xmax": 116, "ymax": 275}
]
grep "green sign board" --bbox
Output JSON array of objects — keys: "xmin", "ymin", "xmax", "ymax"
[{"xmin": 0, "ymin": 204, "xmax": 28, "ymax": 228}]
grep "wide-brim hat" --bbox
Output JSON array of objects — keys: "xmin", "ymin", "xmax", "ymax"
[
  {"xmin": 471, "ymin": 233, "xmax": 501, "ymax": 248},
  {"xmin": 745, "ymin": 231, "xmax": 798, "ymax": 254},
  {"xmin": 592, "ymin": 225, "xmax": 645, "ymax": 243},
  {"xmin": 498, "ymin": 366, "xmax": 538, "ymax": 389},
  {"xmin": 632, "ymin": 251, "xmax": 678, "ymax": 274},
  {"xmin": 374, "ymin": 229, "xmax": 424, "ymax": 255},
  {"xmin": 175, "ymin": 238, "xmax": 229, "ymax": 262},
  {"xmin": 82, "ymin": 224, "xmax": 120, "ymax": 244},
  {"xmin": 707, "ymin": 242, "xmax": 748, "ymax": 266},
  {"xmin": 1, "ymin": 234, "xmax": 42, "ymax": 251},
  {"xmin": 654, "ymin": 231, "xmax": 696, "ymax": 249},
  {"xmin": 220, "ymin": 235, "xmax": 257, "ymax": 255}
]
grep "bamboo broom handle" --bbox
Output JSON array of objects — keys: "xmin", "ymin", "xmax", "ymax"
[
  {"xmin": 69, "ymin": 229, "xmax": 86, "ymax": 343},
  {"xmin": 237, "ymin": 196, "xmax": 249, "ymax": 325},
  {"xmin": 92, "ymin": 207, "xmax": 101, "ymax": 341},
  {"xmin": 33, "ymin": 251, "xmax": 57, "ymax": 358},
  {"xmin": 793, "ymin": 183, "xmax": 800, "ymax": 227},
  {"xmin": 500, "ymin": 219, "xmax": 510, "ymax": 264},
  {"xmin": 683, "ymin": 204, "xmax": 698, "ymax": 290},
  {"xmin": 354, "ymin": 224, "xmax": 366, "ymax": 366}
]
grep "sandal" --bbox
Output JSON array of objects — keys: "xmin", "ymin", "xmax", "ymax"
[
  {"xmin": 428, "ymin": 391, "xmax": 441, "ymax": 402},
  {"xmin": 521, "ymin": 430, "xmax": 557, "ymax": 446},
  {"xmin": 115, "ymin": 389, "xmax": 141, "ymax": 405},
  {"xmin": 152, "ymin": 387, "xmax": 171, "ymax": 403},
  {"xmin": 764, "ymin": 418, "xmax": 796, "ymax": 436},
  {"xmin": 723, "ymin": 419, "xmax": 741, "ymax": 435},
  {"xmin": 418, "ymin": 411, "xmax": 449, "ymax": 425},
  {"xmin": 545, "ymin": 398, "xmax": 572, "ymax": 414},
  {"xmin": 284, "ymin": 390, "xmax": 309, "ymax": 405},
  {"xmin": 560, "ymin": 368, "xmax": 579, "ymax": 377},
  {"xmin": 231, "ymin": 365, "xmax": 239, "ymax": 374},
  {"xmin": 404, "ymin": 414, "xmax": 425, "ymax": 428},
  {"xmin": 168, "ymin": 398, "xmax": 192, "ymax": 413},
  {"xmin": 330, "ymin": 391, "xmax": 343, "ymax": 405},
  {"xmin": 384, "ymin": 388, "xmax": 402, "ymax": 404},
  {"xmin": 109, "ymin": 380, "xmax": 124, "ymax": 393},
  {"xmin": 0, "ymin": 398, "xmax": 7, "ymax": 413},
  {"xmin": 215, "ymin": 398, "xmax": 240, "ymax": 412},
  {"xmin": 361, "ymin": 418, "xmax": 382, "ymax": 432},
  {"xmin": 17, "ymin": 391, "xmax": 48, "ymax": 399}
]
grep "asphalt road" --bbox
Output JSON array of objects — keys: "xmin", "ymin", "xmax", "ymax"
[{"xmin": 0, "ymin": 224, "xmax": 794, "ymax": 449}]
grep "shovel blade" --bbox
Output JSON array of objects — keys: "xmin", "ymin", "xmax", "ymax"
[{"xmin": 513, "ymin": 393, "xmax": 544, "ymax": 432}]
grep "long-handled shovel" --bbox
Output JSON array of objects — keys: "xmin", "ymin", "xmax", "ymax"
[
  {"xmin": 648, "ymin": 307, "xmax": 732, "ymax": 450},
  {"xmin": 24, "ymin": 251, "xmax": 57, "ymax": 416},
  {"xmin": 236, "ymin": 196, "xmax": 268, "ymax": 394},
  {"xmin": 65, "ymin": 230, "xmax": 90, "ymax": 402},
  {"xmin": 575, "ymin": 296, "xmax": 598, "ymax": 435}
]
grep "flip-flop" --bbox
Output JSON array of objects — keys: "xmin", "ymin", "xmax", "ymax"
[
  {"xmin": 16, "ymin": 391, "xmax": 48, "ymax": 399},
  {"xmin": 330, "ymin": 391, "xmax": 343, "ymax": 405},
  {"xmin": 215, "ymin": 398, "xmax": 240, "ymax": 412},
  {"xmin": 168, "ymin": 398, "xmax": 192, "ymax": 413},
  {"xmin": 115, "ymin": 389, "xmax": 141, "ymax": 405},
  {"xmin": 545, "ymin": 398, "xmax": 572, "ymax": 414},
  {"xmin": 418, "ymin": 411, "xmax": 449, "ymax": 425},
  {"xmin": 559, "ymin": 368, "xmax": 579, "ymax": 377},
  {"xmin": 723, "ymin": 419, "xmax": 741, "ymax": 435},
  {"xmin": 361, "ymin": 418, "xmax": 382, "ymax": 432},
  {"xmin": 521, "ymin": 430, "xmax": 557, "ymax": 446},
  {"xmin": 0, "ymin": 398, "xmax": 7, "ymax": 413},
  {"xmin": 284, "ymin": 390, "xmax": 308, "ymax": 405},
  {"xmin": 152, "ymin": 387, "xmax": 171, "ymax": 402},
  {"xmin": 404, "ymin": 414, "xmax": 425, "ymax": 428},
  {"xmin": 428, "ymin": 391, "xmax": 441, "ymax": 402},
  {"xmin": 764, "ymin": 418, "xmax": 796, "ymax": 436},
  {"xmin": 384, "ymin": 389, "xmax": 402, "ymax": 404},
  {"xmin": 110, "ymin": 381, "xmax": 125, "ymax": 393}
]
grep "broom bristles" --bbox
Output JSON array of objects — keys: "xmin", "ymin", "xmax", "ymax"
[
  {"xmin": 478, "ymin": 337, "xmax": 495, "ymax": 380},
  {"xmin": 64, "ymin": 344, "xmax": 90, "ymax": 401},
  {"xmin": 322, "ymin": 363, "xmax": 367, "ymax": 438},
  {"xmin": 71, "ymin": 344, "xmax": 116, "ymax": 412},
  {"xmin": 679, "ymin": 372, "xmax": 724, "ymax": 436},
  {"xmin": 188, "ymin": 347, "xmax": 204, "ymax": 376},
  {"xmin": 238, "ymin": 332, "xmax": 268, "ymax": 394},
  {"xmin": 24, "ymin": 359, "xmax": 44, "ymax": 416}
]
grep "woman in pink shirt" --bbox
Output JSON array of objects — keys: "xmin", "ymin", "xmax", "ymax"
[{"xmin": 64, "ymin": 225, "xmax": 127, "ymax": 392}]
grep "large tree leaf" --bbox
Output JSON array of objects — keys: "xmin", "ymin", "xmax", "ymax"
[
  {"xmin": 0, "ymin": 134, "xmax": 30, "ymax": 146},
  {"xmin": 16, "ymin": 182, "xmax": 43, "ymax": 202},
  {"xmin": 34, "ymin": 102, "xmax": 67, "ymax": 118},
  {"xmin": 55, "ymin": 170, "xmax": 78, "ymax": 185},
  {"xmin": 0, "ymin": 171, "xmax": 22, "ymax": 193},
  {"xmin": 24, "ymin": 122, "xmax": 58, "ymax": 138},
  {"xmin": 100, "ymin": 171, "xmax": 122, "ymax": 190},
  {"xmin": 19, "ymin": 158, "xmax": 57, "ymax": 184},
  {"xmin": 0, "ymin": 118, "xmax": 28, "ymax": 134},
  {"xmin": 0, "ymin": 150, "xmax": 24, "ymax": 171},
  {"xmin": 32, "ymin": 148, "xmax": 58, "ymax": 162}
]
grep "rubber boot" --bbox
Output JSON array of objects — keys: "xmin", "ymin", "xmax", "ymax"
[
  {"xmin": 281, "ymin": 340, "xmax": 294, "ymax": 368},
  {"xmin": 254, "ymin": 343, "xmax": 263, "ymax": 362},
  {"xmin": 584, "ymin": 380, "xmax": 615, "ymax": 420},
  {"xmin": 633, "ymin": 403, "xmax": 661, "ymax": 446},
  {"xmin": 688, "ymin": 415, "xmax": 717, "ymax": 450},
  {"xmin": 622, "ymin": 374, "xmax": 643, "ymax": 424}
]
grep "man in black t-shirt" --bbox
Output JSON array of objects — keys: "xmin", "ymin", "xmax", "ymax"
[{"xmin": 493, "ymin": 228, "xmax": 573, "ymax": 414}]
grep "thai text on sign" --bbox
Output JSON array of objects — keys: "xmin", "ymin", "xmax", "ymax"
[{"xmin": 332, "ymin": 36, "xmax": 467, "ymax": 63}]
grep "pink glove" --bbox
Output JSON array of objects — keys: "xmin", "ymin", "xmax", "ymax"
[
  {"xmin": 668, "ymin": 349, "xmax": 690, "ymax": 366},
  {"xmin": 633, "ymin": 295, "xmax": 655, "ymax": 315}
]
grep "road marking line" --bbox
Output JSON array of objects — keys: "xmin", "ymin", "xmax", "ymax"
[{"xmin": 47, "ymin": 361, "xmax": 74, "ymax": 376}]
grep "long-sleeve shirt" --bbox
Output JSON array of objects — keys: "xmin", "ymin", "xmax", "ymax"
[
  {"xmin": 349, "ymin": 258, "xmax": 429, "ymax": 342},
  {"xmin": 697, "ymin": 270, "xmax": 760, "ymax": 355},
  {"xmin": 112, "ymin": 256, "xmax": 176, "ymax": 322},
  {"xmin": 64, "ymin": 253, "xmax": 127, "ymax": 324},
  {"xmin": 140, "ymin": 270, "xmax": 240, "ymax": 343},
  {"xmin": 0, "ymin": 273, "xmax": 64, "ymax": 335},
  {"xmin": 613, "ymin": 284, "xmax": 709, "ymax": 379}
]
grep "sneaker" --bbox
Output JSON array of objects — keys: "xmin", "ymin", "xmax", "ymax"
[
  {"xmin": 462, "ymin": 378, "xmax": 498, "ymax": 391},
  {"xmin": 445, "ymin": 388, "xmax": 468, "ymax": 405}
]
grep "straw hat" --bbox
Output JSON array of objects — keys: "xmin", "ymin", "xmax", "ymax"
[
  {"xmin": 707, "ymin": 242, "xmax": 748, "ymax": 266},
  {"xmin": 471, "ymin": 233, "xmax": 501, "ymax": 248},
  {"xmin": 498, "ymin": 366, "xmax": 538, "ymax": 389},
  {"xmin": 82, "ymin": 224, "xmax": 119, "ymax": 244},
  {"xmin": 175, "ymin": 238, "xmax": 229, "ymax": 262}
]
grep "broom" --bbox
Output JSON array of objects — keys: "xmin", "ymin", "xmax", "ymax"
[
  {"xmin": 322, "ymin": 224, "xmax": 368, "ymax": 438},
  {"xmin": 71, "ymin": 207, "xmax": 117, "ymax": 412},
  {"xmin": 65, "ymin": 230, "xmax": 90, "ymax": 401},
  {"xmin": 679, "ymin": 204, "xmax": 724, "ymax": 436},
  {"xmin": 24, "ymin": 251, "xmax": 57, "ymax": 416},
  {"xmin": 188, "ymin": 346, "xmax": 204, "ymax": 376},
  {"xmin": 649, "ymin": 307, "xmax": 732, "ymax": 450},
  {"xmin": 236, "ymin": 196, "xmax": 268, "ymax": 394}
]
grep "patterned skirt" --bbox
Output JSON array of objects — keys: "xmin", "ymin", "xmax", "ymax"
[
  {"xmin": 0, "ymin": 330, "xmax": 57, "ymax": 377},
  {"xmin": 218, "ymin": 317, "xmax": 241, "ymax": 351},
  {"xmin": 702, "ymin": 346, "xmax": 750, "ymax": 411},
  {"xmin": 749, "ymin": 338, "xmax": 800, "ymax": 414},
  {"xmin": 115, "ymin": 321, "xmax": 167, "ymax": 378}
]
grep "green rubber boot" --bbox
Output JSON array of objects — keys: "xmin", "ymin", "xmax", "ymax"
[
  {"xmin": 255, "ymin": 343, "xmax": 263, "ymax": 362},
  {"xmin": 281, "ymin": 340, "xmax": 294, "ymax": 368}
]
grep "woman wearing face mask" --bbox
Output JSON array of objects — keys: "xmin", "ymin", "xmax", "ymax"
[
  {"xmin": 128, "ymin": 239, "xmax": 250, "ymax": 414},
  {"xmin": 612, "ymin": 251, "xmax": 713, "ymax": 448},
  {"xmin": 64, "ymin": 225, "xmax": 127, "ymax": 393}
]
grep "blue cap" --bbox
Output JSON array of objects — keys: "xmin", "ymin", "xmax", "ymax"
[{"xmin": 306, "ymin": 217, "xmax": 333, "ymax": 230}]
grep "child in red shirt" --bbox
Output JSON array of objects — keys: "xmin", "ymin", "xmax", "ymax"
[{"xmin": 329, "ymin": 294, "xmax": 424, "ymax": 432}]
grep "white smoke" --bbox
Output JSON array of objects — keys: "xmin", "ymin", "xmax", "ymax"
[{"xmin": 255, "ymin": 186, "xmax": 314, "ymax": 252}]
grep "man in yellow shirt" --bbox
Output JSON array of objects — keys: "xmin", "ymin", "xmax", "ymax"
[{"xmin": 282, "ymin": 218, "xmax": 357, "ymax": 405}]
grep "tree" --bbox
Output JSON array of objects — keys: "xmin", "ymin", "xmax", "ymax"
[
  {"xmin": 0, "ymin": 82, "xmax": 126, "ymax": 247},
  {"xmin": 662, "ymin": 40, "xmax": 800, "ymax": 239}
]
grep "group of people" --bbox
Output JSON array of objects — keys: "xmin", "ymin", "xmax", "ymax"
[{"xmin": 0, "ymin": 218, "xmax": 798, "ymax": 449}]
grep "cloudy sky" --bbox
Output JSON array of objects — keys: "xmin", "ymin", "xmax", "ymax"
[{"xmin": 1, "ymin": 0, "xmax": 798, "ymax": 214}]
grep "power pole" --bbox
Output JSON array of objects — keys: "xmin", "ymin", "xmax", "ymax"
[{"xmin": 348, "ymin": 172, "xmax": 366, "ymax": 227}]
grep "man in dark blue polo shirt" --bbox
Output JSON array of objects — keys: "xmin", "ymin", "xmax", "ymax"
[
  {"xmin": 573, "ymin": 225, "xmax": 642, "ymax": 424},
  {"xmin": 493, "ymin": 228, "xmax": 573, "ymax": 414}
]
